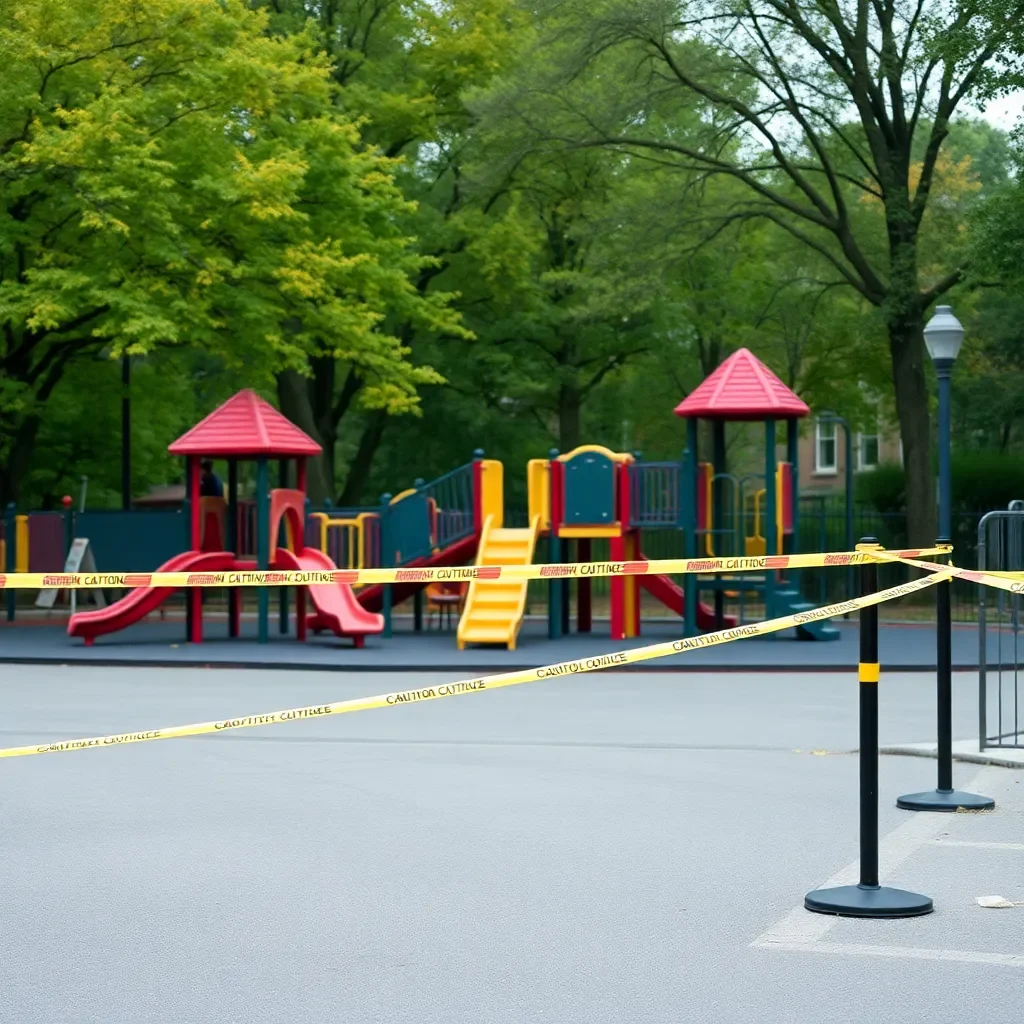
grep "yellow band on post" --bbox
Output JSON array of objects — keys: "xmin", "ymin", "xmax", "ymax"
[{"xmin": 859, "ymin": 662, "xmax": 880, "ymax": 683}]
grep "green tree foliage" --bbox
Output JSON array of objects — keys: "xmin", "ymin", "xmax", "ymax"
[
  {"xmin": 4, "ymin": 0, "xmax": 1021, "ymax": 520},
  {"xmin": 21, "ymin": 349, "xmax": 246, "ymax": 509},
  {"xmin": 0, "ymin": 0, "xmax": 457, "ymax": 505},
  {"xmin": 253, "ymin": 0, "xmax": 515, "ymax": 503},
  {"xmin": 480, "ymin": 0, "xmax": 1024, "ymax": 542}
]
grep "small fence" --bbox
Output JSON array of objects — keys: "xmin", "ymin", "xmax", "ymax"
[
  {"xmin": 978, "ymin": 507, "xmax": 1024, "ymax": 750},
  {"xmin": 794, "ymin": 501, "xmax": 986, "ymax": 622},
  {"xmin": 303, "ymin": 460, "xmax": 477, "ymax": 573},
  {"xmin": 628, "ymin": 462, "xmax": 679, "ymax": 528}
]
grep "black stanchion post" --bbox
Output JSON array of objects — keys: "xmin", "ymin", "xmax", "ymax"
[
  {"xmin": 805, "ymin": 539, "xmax": 933, "ymax": 918},
  {"xmin": 896, "ymin": 548, "xmax": 994, "ymax": 812}
]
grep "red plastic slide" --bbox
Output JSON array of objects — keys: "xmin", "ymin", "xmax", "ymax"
[
  {"xmin": 68, "ymin": 550, "xmax": 237, "ymax": 645},
  {"xmin": 638, "ymin": 557, "xmax": 736, "ymax": 631},
  {"xmin": 355, "ymin": 532, "xmax": 480, "ymax": 613},
  {"xmin": 273, "ymin": 547, "xmax": 384, "ymax": 642}
]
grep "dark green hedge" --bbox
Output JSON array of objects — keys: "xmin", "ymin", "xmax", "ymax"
[{"xmin": 855, "ymin": 454, "xmax": 1024, "ymax": 513}]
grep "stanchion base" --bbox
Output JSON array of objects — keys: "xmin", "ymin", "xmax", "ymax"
[
  {"xmin": 896, "ymin": 789, "xmax": 995, "ymax": 812},
  {"xmin": 804, "ymin": 884, "xmax": 933, "ymax": 918}
]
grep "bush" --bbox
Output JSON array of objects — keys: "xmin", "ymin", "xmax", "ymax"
[
  {"xmin": 855, "ymin": 453, "xmax": 1024, "ymax": 514},
  {"xmin": 854, "ymin": 461, "xmax": 905, "ymax": 513},
  {"xmin": 950, "ymin": 452, "xmax": 1024, "ymax": 511}
]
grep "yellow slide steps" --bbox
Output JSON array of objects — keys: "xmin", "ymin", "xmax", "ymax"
[{"xmin": 457, "ymin": 515, "xmax": 540, "ymax": 650}]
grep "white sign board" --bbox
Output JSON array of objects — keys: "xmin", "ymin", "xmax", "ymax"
[{"xmin": 36, "ymin": 538, "xmax": 106, "ymax": 611}]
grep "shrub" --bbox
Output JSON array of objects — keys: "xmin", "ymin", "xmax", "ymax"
[
  {"xmin": 854, "ymin": 461, "xmax": 905, "ymax": 513},
  {"xmin": 855, "ymin": 453, "xmax": 1024, "ymax": 514},
  {"xmin": 951, "ymin": 452, "xmax": 1024, "ymax": 511}
]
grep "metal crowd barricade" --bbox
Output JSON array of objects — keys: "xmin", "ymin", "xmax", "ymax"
[{"xmin": 978, "ymin": 505, "xmax": 1024, "ymax": 749}]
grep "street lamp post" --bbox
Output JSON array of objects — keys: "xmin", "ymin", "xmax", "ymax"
[{"xmin": 898, "ymin": 305, "xmax": 994, "ymax": 813}]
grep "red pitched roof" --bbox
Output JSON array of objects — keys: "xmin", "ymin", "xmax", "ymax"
[
  {"xmin": 674, "ymin": 348, "xmax": 809, "ymax": 420},
  {"xmin": 168, "ymin": 390, "xmax": 322, "ymax": 458}
]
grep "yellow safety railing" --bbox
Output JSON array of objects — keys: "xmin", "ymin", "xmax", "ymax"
[
  {"xmin": 746, "ymin": 489, "xmax": 767, "ymax": 556},
  {"xmin": 308, "ymin": 511, "xmax": 375, "ymax": 572}
]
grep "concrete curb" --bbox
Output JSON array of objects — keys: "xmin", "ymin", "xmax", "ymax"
[
  {"xmin": 881, "ymin": 740, "xmax": 1024, "ymax": 770},
  {"xmin": 0, "ymin": 653, "xmax": 1000, "ymax": 673}
]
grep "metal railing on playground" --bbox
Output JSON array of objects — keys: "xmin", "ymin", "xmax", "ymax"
[
  {"xmin": 379, "ymin": 460, "xmax": 477, "ymax": 568},
  {"xmin": 304, "ymin": 459, "xmax": 477, "ymax": 574}
]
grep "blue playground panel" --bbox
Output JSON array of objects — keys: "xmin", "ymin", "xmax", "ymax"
[{"xmin": 561, "ymin": 449, "xmax": 617, "ymax": 526}]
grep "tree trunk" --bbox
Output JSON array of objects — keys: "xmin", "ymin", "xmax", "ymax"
[
  {"xmin": 888, "ymin": 317, "xmax": 935, "ymax": 546},
  {"xmin": 276, "ymin": 368, "xmax": 335, "ymax": 504},
  {"xmin": 0, "ymin": 407, "xmax": 47, "ymax": 508},
  {"xmin": 338, "ymin": 411, "xmax": 388, "ymax": 505},
  {"xmin": 557, "ymin": 383, "xmax": 581, "ymax": 452}
]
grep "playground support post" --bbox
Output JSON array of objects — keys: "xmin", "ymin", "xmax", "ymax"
[
  {"xmin": 547, "ymin": 527, "xmax": 561, "ymax": 639},
  {"xmin": 764, "ymin": 418, "xmax": 776, "ymax": 633},
  {"xmin": 712, "ymin": 420, "xmax": 727, "ymax": 629},
  {"xmin": 380, "ymin": 493, "xmax": 392, "ymax": 639},
  {"xmin": 546, "ymin": 449, "xmax": 562, "ymax": 640},
  {"xmin": 577, "ymin": 538, "xmax": 592, "ymax": 633},
  {"xmin": 187, "ymin": 457, "xmax": 203, "ymax": 642},
  {"xmin": 896, "ymin": 360, "xmax": 994, "ymax": 812},
  {"xmin": 278, "ymin": 459, "xmax": 288, "ymax": 636},
  {"xmin": 256, "ymin": 457, "xmax": 269, "ymax": 645},
  {"xmin": 805, "ymin": 541, "xmax": 934, "ymax": 918},
  {"xmin": 183, "ymin": 497, "xmax": 192, "ymax": 640},
  {"xmin": 682, "ymin": 421, "xmax": 698, "ymax": 637},
  {"xmin": 227, "ymin": 461, "xmax": 239, "ymax": 638},
  {"xmin": 787, "ymin": 418, "xmax": 799, "ymax": 558},
  {"xmin": 413, "ymin": 478, "xmax": 425, "ymax": 632}
]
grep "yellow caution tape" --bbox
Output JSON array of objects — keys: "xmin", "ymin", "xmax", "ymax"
[
  {"xmin": 0, "ymin": 546, "xmax": 952, "ymax": 590},
  {"xmin": 0, "ymin": 568, "xmax": 953, "ymax": 760},
  {"xmin": 874, "ymin": 553, "xmax": 1024, "ymax": 596}
]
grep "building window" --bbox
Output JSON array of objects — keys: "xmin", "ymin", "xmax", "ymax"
[
  {"xmin": 815, "ymin": 419, "xmax": 837, "ymax": 474},
  {"xmin": 856, "ymin": 432, "xmax": 880, "ymax": 471}
]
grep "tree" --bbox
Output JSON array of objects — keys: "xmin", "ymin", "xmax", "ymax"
[
  {"xmin": 19, "ymin": 347, "xmax": 246, "ymax": 509},
  {"xmin": 253, "ymin": 0, "xmax": 516, "ymax": 502},
  {"xmin": 493, "ymin": 0, "xmax": 1024, "ymax": 542},
  {"xmin": 447, "ymin": 149, "xmax": 665, "ymax": 450},
  {"xmin": 953, "ymin": 293, "xmax": 1024, "ymax": 451},
  {"xmin": 0, "ymin": 0, "xmax": 456, "ymax": 506}
]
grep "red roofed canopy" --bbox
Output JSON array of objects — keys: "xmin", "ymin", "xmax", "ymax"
[
  {"xmin": 168, "ymin": 389, "xmax": 322, "ymax": 458},
  {"xmin": 674, "ymin": 348, "xmax": 809, "ymax": 421}
]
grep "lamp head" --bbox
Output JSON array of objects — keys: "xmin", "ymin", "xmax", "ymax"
[{"xmin": 924, "ymin": 305, "xmax": 964, "ymax": 370}]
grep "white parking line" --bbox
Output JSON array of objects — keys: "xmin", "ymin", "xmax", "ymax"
[
  {"xmin": 933, "ymin": 839, "xmax": 1024, "ymax": 851},
  {"xmin": 792, "ymin": 942, "xmax": 1024, "ymax": 967},
  {"xmin": 752, "ymin": 767, "xmax": 1024, "ymax": 966}
]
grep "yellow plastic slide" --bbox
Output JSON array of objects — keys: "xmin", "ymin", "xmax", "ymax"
[{"xmin": 457, "ymin": 515, "xmax": 540, "ymax": 650}]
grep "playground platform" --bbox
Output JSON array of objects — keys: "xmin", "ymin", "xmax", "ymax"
[{"xmin": 0, "ymin": 615, "xmax": 997, "ymax": 671}]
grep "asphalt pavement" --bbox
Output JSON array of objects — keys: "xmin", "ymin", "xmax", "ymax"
[{"xmin": 1, "ymin": 665, "xmax": 1022, "ymax": 1023}]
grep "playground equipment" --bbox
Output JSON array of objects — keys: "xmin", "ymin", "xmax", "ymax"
[
  {"xmin": 35, "ymin": 351, "xmax": 838, "ymax": 649},
  {"xmin": 68, "ymin": 390, "xmax": 384, "ymax": 646},
  {"xmin": 674, "ymin": 348, "xmax": 837, "ymax": 640},
  {"xmin": 456, "ymin": 443, "xmax": 738, "ymax": 650},
  {"xmin": 457, "ymin": 349, "xmax": 839, "ymax": 649},
  {"xmin": 61, "ymin": 398, "xmax": 505, "ymax": 646}
]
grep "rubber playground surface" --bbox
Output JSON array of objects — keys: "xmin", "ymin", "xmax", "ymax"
[
  {"xmin": 1, "ymin": 662, "xmax": 1022, "ymax": 1023},
  {"xmin": 0, "ymin": 612, "xmax": 1001, "ymax": 670}
]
